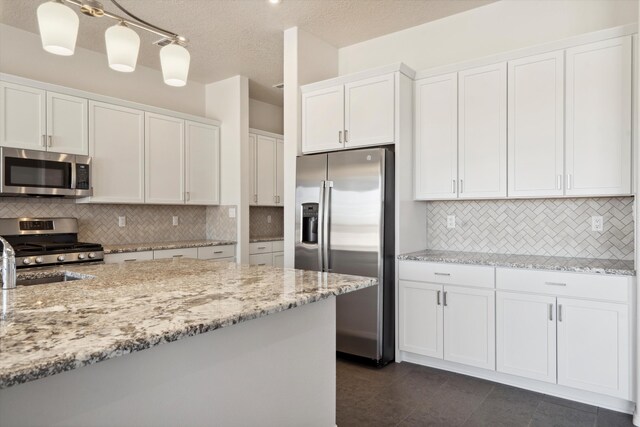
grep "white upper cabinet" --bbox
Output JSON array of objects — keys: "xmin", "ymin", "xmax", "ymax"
[
  {"xmin": 344, "ymin": 73, "xmax": 395, "ymax": 148},
  {"xmin": 46, "ymin": 91, "xmax": 88, "ymax": 155},
  {"xmin": 88, "ymin": 101, "xmax": 144, "ymax": 203},
  {"xmin": 275, "ymin": 138, "xmax": 284, "ymax": 205},
  {"xmin": 508, "ymin": 51, "xmax": 564, "ymax": 197},
  {"xmin": 302, "ymin": 85, "xmax": 344, "ymax": 153},
  {"xmin": 256, "ymin": 134, "xmax": 276, "ymax": 205},
  {"xmin": 0, "ymin": 82, "xmax": 46, "ymax": 150},
  {"xmin": 185, "ymin": 120, "xmax": 220, "ymax": 205},
  {"xmin": 557, "ymin": 298, "xmax": 629, "ymax": 399},
  {"xmin": 414, "ymin": 73, "xmax": 458, "ymax": 200},
  {"xmin": 249, "ymin": 133, "xmax": 257, "ymax": 205},
  {"xmin": 458, "ymin": 62, "xmax": 507, "ymax": 199},
  {"xmin": 145, "ymin": 112, "xmax": 185, "ymax": 204},
  {"xmin": 565, "ymin": 36, "xmax": 632, "ymax": 196}
]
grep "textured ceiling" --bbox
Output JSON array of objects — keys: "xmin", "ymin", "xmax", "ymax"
[{"xmin": 0, "ymin": 0, "xmax": 495, "ymax": 105}]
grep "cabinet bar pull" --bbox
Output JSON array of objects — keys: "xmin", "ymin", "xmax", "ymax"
[
  {"xmin": 124, "ymin": 259, "xmax": 137, "ymax": 262},
  {"xmin": 567, "ymin": 174, "xmax": 572, "ymax": 189},
  {"xmin": 558, "ymin": 304, "xmax": 563, "ymax": 322},
  {"xmin": 172, "ymin": 255, "xmax": 183, "ymax": 258},
  {"xmin": 41, "ymin": 135, "xmax": 46, "ymax": 147},
  {"xmin": 338, "ymin": 130, "xmax": 343, "ymax": 144},
  {"xmin": 344, "ymin": 129, "xmax": 349, "ymax": 143},
  {"xmin": 443, "ymin": 291, "xmax": 447, "ymax": 307},
  {"xmin": 434, "ymin": 272, "xmax": 450, "ymax": 276},
  {"xmin": 549, "ymin": 304, "xmax": 553, "ymax": 321},
  {"xmin": 436, "ymin": 290, "xmax": 441, "ymax": 306},
  {"xmin": 257, "ymin": 246, "xmax": 266, "ymax": 250},
  {"xmin": 544, "ymin": 282, "xmax": 566, "ymax": 287},
  {"xmin": 47, "ymin": 135, "xmax": 52, "ymax": 147},
  {"xmin": 258, "ymin": 263, "xmax": 266, "ymax": 266},
  {"xmin": 459, "ymin": 179, "xmax": 464, "ymax": 193},
  {"xmin": 213, "ymin": 251, "xmax": 223, "ymax": 254},
  {"xmin": 557, "ymin": 175, "xmax": 561, "ymax": 190},
  {"xmin": 452, "ymin": 179, "xmax": 456, "ymax": 193}
]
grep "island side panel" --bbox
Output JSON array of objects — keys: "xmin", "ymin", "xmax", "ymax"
[{"xmin": 0, "ymin": 297, "xmax": 336, "ymax": 427}]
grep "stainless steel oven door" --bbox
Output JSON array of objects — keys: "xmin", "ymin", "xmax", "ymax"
[{"xmin": 0, "ymin": 148, "xmax": 76, "ymax": 196}]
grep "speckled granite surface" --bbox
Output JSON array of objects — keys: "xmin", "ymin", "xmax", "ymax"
[
  {"xmin": 103, "ymin": 240, "xmax": 236, "ymax": 254},
  {"xmin": 398, "ymin": 250, "xmax": 635, "ymax": 276},
  {"xmin": 0, "ymin": 259, "xmax": 376, "ymax": 389},
  {"xmin": 249, "ymin": 236, "xmax": 284, "ymax": 243}
]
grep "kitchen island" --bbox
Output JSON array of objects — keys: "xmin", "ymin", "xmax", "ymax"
[{"xmin": 0, "ymin": 259, "xmax": 376, "ymax": 427}]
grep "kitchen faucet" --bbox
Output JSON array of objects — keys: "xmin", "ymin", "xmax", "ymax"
[{"xmin": 0, "ymin": 236, "xmax": 16, "ymax": 290}]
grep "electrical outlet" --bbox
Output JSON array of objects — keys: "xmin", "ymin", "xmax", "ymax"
[
  {"xmin": 118, "ymin": 216, "xmax": 126, "ymax": 227},
  {"xmin": 267, "ymin": 215, "xmax": 272, "ymax": 224},
  {"xmin": 447, "ymin": 215, "xmax": 456, "ymax": 229},
  {"xmin": 172, "ymin": 216, "xmax": 179, "ymax": 226},
  {"xmin": 228, "ymin": 207, "xmax": 236, "ymax": 218},
  {"xmin": 591, "ymin": 216, "xmax": 604, "ymax": 232}
]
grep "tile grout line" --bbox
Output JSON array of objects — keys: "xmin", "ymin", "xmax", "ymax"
[{"xmin": 460, "ymin": 384, "xmax": 495, "ymax": 426}]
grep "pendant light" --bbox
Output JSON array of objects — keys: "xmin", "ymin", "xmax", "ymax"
[
  {"xmin": 160, "ymin": 43, "xmax": 190, "ymax": 87},
  {"xmin": 105, "ymin": 22, "xmax": 140, "ymax": 72},
  {"xmin": 36, "ymin": 0, "xmax": 79, "ymax": 56}
]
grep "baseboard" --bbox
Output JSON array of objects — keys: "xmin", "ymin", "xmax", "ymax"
[{"xmin": 400, "ymin": 351, "xmax": 635, "ymax": 415}]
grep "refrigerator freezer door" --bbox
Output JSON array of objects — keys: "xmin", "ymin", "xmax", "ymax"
[
  {"xmin": 328, "ymin": 148, "xmax": 385, "ymax": 360},
  {"xmin": 295, "ymin": 154, "xmax": 327, "ymax": 272}
]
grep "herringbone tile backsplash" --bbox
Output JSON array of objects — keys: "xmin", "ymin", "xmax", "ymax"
[
  {"xmin": 427, "ymin": 197, "xmax": 634, "ymax": 260},
  {"xmin": 0, "ymin": 198, "xmax": 237, "ymax": 245},
  {"xmin": 250, "ymin": 206, "xmax": 284, "ymax": 239},
  {"xmin": 206, "ymin": 205, "xmax": 237, "ymax": 241}
]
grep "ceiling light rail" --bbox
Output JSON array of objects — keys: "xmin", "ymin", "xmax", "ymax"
[{"xmin": 36, "ymin": 0, "xmax": 190, "ymax": 87}]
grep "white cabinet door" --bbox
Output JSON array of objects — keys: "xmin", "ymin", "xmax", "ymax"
[
  {"xmin": 496, "ymin": 292, "xmax": 556, "ymax": 383},
  {"xmin": 565, "ymin": 36, "xmax": 632, "ymax": 196},
  {"xmin": 301, "ymin": 85, "xmax": 344, "ymax": 153},
  {"xmin": 0, "ymin": 82, "xmax": 46, "ymax": 150},
  {"xmin": 250, "ymin": 253, "xmax": 273, "ymax": 266},
  {"xmin": 344, "ymin": 73, "xmax": 395, "ymax": 148},
  {"xmin": 508, "ymin": 51, "xmax": 564, "ymax": 197},
  {"xmin": 458, "ymin": 63, "xmax": 507, "ymax": 199},
  {"xmin": 414, "ymin": 73, "xmax": 458, "ymax": 200},
  {"xmin": 275, "ymin": 138, "xmax": 284, "ymax": 205},
  {"xmin": 153, "ymin": 248, "xmax": 198, "ymax": 260},
  {"xmin": 272, "ymin": 252, "xmax": 284, "ymax": 268},
  {"xmin": 557, "ymin": 298, "xmax": 629, "ymax": 399},
  {"xmin": 145, "ymin": 112, "xmax": 185, "ymax": 204},
  {"xmin": 88, "ymin": 101, "xmax": 144, "ymax": 203},
  {"xmin": 256, "ymin": 135, "xmax": 276, "ymax": 206},
  {"xmin": 443, "ymin": 286, "xmax": 495, "ymax": 370},
  {"xmin": 185, "ymin": 120, "xmax": 220, "ymax": 205},
  {"xmin": 104, "ymin": 251, "xmax": 154, "ymax": 264},
  {"xmin": 46, "ymin": 91, "xmax": 88, "ymax": 155},
  {"xmin": 249, "ymin": 133, "xmax": 257, "ymax": 205},
  {"xmin": 398, "ymin": 280, "xmax": 443, "ymax": 359}
]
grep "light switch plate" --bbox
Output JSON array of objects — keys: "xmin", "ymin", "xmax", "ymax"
[
  {"xmin": 172, "ymin": 216, "xmax": 179, "ymax": 226},
  {"xmin": 591, "ymin": 216, "xmax": 604, "ymax": 232},
  {"xmin": 447, "ymin": 215, "xmax": 456, "ymax": 229},
  {"xmin": 229, "ymin": 207, "xmax": 236, "ymax": 218},
  {"xmin": 118, "ymin": 216, "xmax": 126, "ymax": 227}
]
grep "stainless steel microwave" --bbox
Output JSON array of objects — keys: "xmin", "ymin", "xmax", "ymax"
[{"xmin": 0, "ymin": 148, "xmax": 92, "ymax": 198}]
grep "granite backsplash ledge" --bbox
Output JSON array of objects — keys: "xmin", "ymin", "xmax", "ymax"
[{"xmin": 426, "ymin": 197, "xmax": 634, "ymax": 260}]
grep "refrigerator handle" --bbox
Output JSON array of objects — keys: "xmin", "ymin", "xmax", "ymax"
[
  {"xmin": 324, "ymin": 181, "xmax": 333, "ymax": 272},
  {"xmin": 318, "ymin": 181, "xmax": 326, "ymax": 272}
]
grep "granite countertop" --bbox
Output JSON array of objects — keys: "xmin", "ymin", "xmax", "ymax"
[
  {"xmin": 0, "ymin": 259, "xmax": 376, "ymax": 389},
  {"xmin": 249, "ymin": 237, "xmax": 284, "ymax": 243},
  {"xmin": 398, "ymin": 250, "xmax": 635, "ymax": 276},
  {"xmin": 103, "ymin": 240, "xmax": 236, "ymax": 254}
]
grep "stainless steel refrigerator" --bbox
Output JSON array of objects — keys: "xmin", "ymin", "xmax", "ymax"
[{"xmin": 295, "ymin": 147, "xmax": 394, "ymax": 366}]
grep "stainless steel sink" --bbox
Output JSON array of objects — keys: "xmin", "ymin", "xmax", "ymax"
[{"xmin": 16, "ymin": 273, "xmax": 83, "ymax": 287}]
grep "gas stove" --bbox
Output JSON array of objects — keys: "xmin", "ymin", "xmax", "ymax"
[{"xmin": 0, "ymin": 217, "xmax": 104, "ymax": 268}]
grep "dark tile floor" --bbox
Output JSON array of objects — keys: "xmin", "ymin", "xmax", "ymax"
[{"xmin": 337, "ymin": 359, "xmax": 635, "ymax": 427}]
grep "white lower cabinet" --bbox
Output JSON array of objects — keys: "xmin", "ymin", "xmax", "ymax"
[
  {"xmin": 399, "ymin": 280, "xmax": 443, "ymax": 358},
  {"xmin": 249, "ymin": 240, "xmax": 284, "ymax": 267},
  {"xmin": 104, "ymin": 251, "xmax": 154, "ymax": 264},
  {"xmin": 496, "ymin": 292, "xmax": 557, "ymax": 383},
  {"xmin": 153, "ymin": 248, "xmax": 198, "ymax": 260},
  {"xmin": 250, "ymin": 253, "xmax": 273, "ymax": 266},
  {"xmin": 272, "ymin": 252, "xmax": 284, "ymax": 268}
]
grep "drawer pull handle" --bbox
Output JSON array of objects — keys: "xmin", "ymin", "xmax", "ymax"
[
  {"xmin": 213, "ymin": 251, "xmax": 223, "ymax": 254},
  {"xmin": 257, "ymin": 246, "xmax": 266, "ymax": 250},
  {"xmin": 172, "ymin": 255, "xmax": 183, "ymax": 258},
  {"xmin": 124, "ymin": 259, "xmax": 137, "ymax": 262},
  {"xmin": 434, "ymin": 272, "xmax": 450, "ymax": 276},
  {"xmin": 258, "ymin": 263, "xmax": 266, "ymax": 266},
  {"xmin": 544, "ymin": 282, "xmax": 566, "ymax": 287}
]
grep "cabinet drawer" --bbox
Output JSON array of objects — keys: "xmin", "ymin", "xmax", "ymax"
[
  {"xmin": 153, "ymin": 248, "xmax": 198, "ymax": 260},
  {"xmin": 212, "ymin": 256, "xmax": 235, "ymax": 263},
  {"xmin": 496, "ymin": 268, "xmax": 630, "ymax": 303},
  {"xmin": 198, "ymin": 245, "xmax": 235, "ymax": 260},
  {"xmin": 104, "ymin": 251, "xmax": 153, "ymax": 264},
  {"xmin": 250, "ymin": 253, "xmax": 273, "ymax": 266},
  {"xmin": 272, "ymin": 240, "xmax": 284, "ymax": 252},
  {"xmin": 250, "ymin": 242, "xmax": 273, "ymax": 254},
  {"xmin": 399, "ymin": 261, "xmax": 495, "ymax": 289}
]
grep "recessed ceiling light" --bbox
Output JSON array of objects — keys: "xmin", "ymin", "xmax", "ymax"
[{"xmin": 268, "ymin": 0, "xmax": 281, "ymax": 4}]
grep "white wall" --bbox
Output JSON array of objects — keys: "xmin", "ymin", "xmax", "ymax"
[
  {"xmin": 205, "ymin": 76, "xmax": 250, "ymax": 263},
  {"xmin": 283, "ymin": 27, "xmax": 338, "ymax": 267},
  {"xmin": 339, "ymin": 0, "xmax": 638, "ymax": 75},
  {"xmin": 0, "ymin": 24, "xmax": 206, "ymax": 116},
  {"xmin": 249, "ymin": 98, "xmax": 283, "ymax": 135}
]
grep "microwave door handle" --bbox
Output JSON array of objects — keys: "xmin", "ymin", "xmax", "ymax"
[
  {"xmin": 317, "ymin": 181, "xmax": 325, "ymax": 272},
  {"xmin": 70, "ymin": 158, "xmax": 77, "ymax": 191}
]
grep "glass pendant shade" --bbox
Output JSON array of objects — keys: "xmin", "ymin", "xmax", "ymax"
[
  {"xmin": 160, "ymin": 43, "xmax": 190, "ymax": 87},
  {"xmin": 37, "ymin": 1, "xmax": 79, "ymax": 56},
  {"xmin": 105, "ymin": 23, "xmax": 140, "ymax": 72}
]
